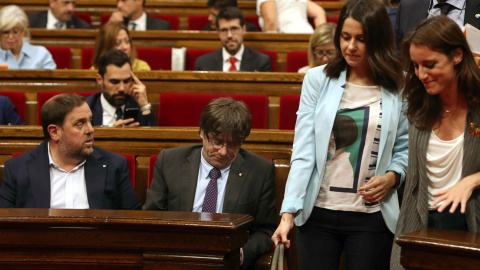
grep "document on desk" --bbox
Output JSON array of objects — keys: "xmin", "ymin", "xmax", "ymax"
[{"xmin": 464, "ymin": 24, "xmax": 480, "ymax": 66}]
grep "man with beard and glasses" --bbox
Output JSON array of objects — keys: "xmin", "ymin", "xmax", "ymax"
[
  {"xmin": 194, "ymin": 7, "xmax": 271, "ymax": 72},
  {"xmin": 87, "ymin": 49, "xmax": 156, "ymax": 127},
  {"xmin": 0, "ymin": 93, "xmax": 140, "ymax": 210},
  {"xmin": 28, "ymin": 0, "xmax": 90, "ymax": 29},
  {"xmin": 143, "ymin": 97, "xmax": 276, "ymax": 269}
]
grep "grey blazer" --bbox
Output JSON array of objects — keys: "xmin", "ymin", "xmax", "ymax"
[{"xmin": 391, "ymin": 109, "xmax": 480, "ymax": 269}]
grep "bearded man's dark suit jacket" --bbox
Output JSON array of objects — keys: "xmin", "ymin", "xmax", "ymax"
[
  {"xmin": 395, "ymin": 0, "xmax": 480, "ymax": 50},
  {"xmin": 194, "ymin": 47, "xmax": 272, "ymax": 71},
  {"xmin": 27, "ymin": 10, "xmax": 90, "ymax": 29},
  {"xmin": 0, "ymin": 141, "xmax": 140, "ymax": 209},
  {"xmin": 143, "ymin": 145, "xmax": 277, "ymax": 270},
  {"xmin": 86, "ymin": 93, "xmax": 157, "ymax": 126}
]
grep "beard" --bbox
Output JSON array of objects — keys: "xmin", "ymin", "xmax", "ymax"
[
  {"xmin": 102, "ymin": 86, "xmax": 127, "ymax": 107},
  {"xmin": 59, "ymin": 135, "xmax": 94, "ymax": 161}
]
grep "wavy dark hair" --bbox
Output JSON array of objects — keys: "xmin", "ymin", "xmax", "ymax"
[
  {"xmin": 401, "ymin": 15, "xmax": 480, "ymax": 130},
  {"xmin": 324, "ymin": 0, "xmax": 402, "ymax": 93}
]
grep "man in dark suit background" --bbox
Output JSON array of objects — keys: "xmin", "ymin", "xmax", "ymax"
[
  {"xmin": 28, "ymin": 0, "xmax": 90, "ymax": 29},
  {"xmin": 202, "ymin": 0, "xmax": 258, "ymax": 31},
  {"xmin": 395, "ymin": 0, "xmax": 480, "ymax": 50},
  {"xmin": 0, "ymin": 93, "xmax": 140, "ymax": 210},
  {"xmin": 87, "ymin": 50, "xmax": 156, "ymax": 127},
  {"xmin": 109, "ymin": 0, "xmax": 171, "ymax": 30},
  {"xmin": 143, "ymin": 97, "xmax": 277, "ymax": 269},
  {"xmin": 195, "ymin": 7, "xmax": 271, "ymax": 71}
]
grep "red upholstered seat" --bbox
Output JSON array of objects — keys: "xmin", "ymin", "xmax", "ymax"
[
  {"xmin": 46, "ymin": 47, "xmax": 72, "ymax": 69},
  {"xmin": 327, "ymin": 16, "xmax": 339, "ymax": 24},
  {"xmin": 258, "ymin": 50, "xmax": 277, "ymax": 71},
  {"xmin": 187, "ymin": 15, "xmax": 209, "ymax": 30},
  {"xmin": 278, "ymin": 95, "xmax": 300, "ymax": 130},
  {"xmin": 0, "ymin": 91, "xmax": 26, "ymax": 122},
  {"xmin": 245, "ymin": 15, "xmax": 261, "ymax": 31},
  {"xmin": 286, "ymin": 51, "xmax": 308, "ymax": 73},
  {"xmin": 148, "ymin": 154, "xmax": 158, "ymax": 188},
  {"xmin": 119, "ymin": 154, "xmax": 136, "ymax": 187},
  {"xmin": 81, "ymin": 47, "xmax": 94, "ymax": 69},
  {"xmin": 185, "ymin": 49, "xmax": 215, "ymax": 70},
  {"xmin": 136, "ymin": 48, "xmax": 172, "ymax": 70},
  {"xmin": 37, "ymin": 91, "xmax": 97, "ymax": 125},
  {"xmin": 74, "ymin": 13, "xmax": 92, "ymax": 27},
  {"xmin": 158, "ymin": 93, "xmax": 268, "ymax": 129},
  {"xmin": 100, "ymin": 14, "xmax": 179, "ymax": 30}
]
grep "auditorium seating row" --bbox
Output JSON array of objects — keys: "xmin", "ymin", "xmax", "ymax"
[
  {"xmin": 0, "ymin": 91, "xmax": 301, "ymax": 130},
  {"xmin": 47, "ymin": 46, "xmax": 307, "ymax": 72}
]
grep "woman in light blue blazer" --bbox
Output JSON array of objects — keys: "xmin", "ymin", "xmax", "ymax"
[{"xmin": 272, "ymin": 0, "xmax": 408, "ymax": 269}]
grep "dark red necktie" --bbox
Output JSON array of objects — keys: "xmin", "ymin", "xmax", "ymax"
[{"xmin": 228, "ymin": 56, "xmax": 237, "ymax": 71}]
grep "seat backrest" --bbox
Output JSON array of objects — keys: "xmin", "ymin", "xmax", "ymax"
[
  {"xmin": 185, "ymin": 49, "xmax": 215, "ymax": 70},
  {"xmin": 158, "ymin": 93, "xmax": 268, "ymax": 129},
  {"xmin": 258, "ymin": 50, "xmax": 277, "ymax": 72},
  {"xmin": 46, "ymin": 46, "xmax": 72, "ymax": 69},
  {"xmin": 74, "ymin": 13, "xmax": 92, "ymax": 26},
  {"xmin": 37, "ymin": 91, "xmax": 97, "ymax": 125},
  {"xmin": 286, "ymin": 51, "xmax": 308, "ymax": 73},
  {"xmin": 0, "ymin": 91, "xmax": 26, "ymax": 121},
  {"xmin": 148, "ymin": 154, "xmax": 158, "ymax": 188},
  {"xmin": 187, "ymin": 15, "xmax": 209, "ymax": 31},
  {"xmin": 81, "ymin": 47, "xmax": 94, "ymax": 69},
  {"xmin": 100, "ymin": 14, "xmax": 179, "ymax": 30},
  {"xmin": 136, "ymin": 47, "xmax": 172, "ymax": 70},
  {"xmin": 119, "ymin": 154, "xmax": 136, "ymax": 188},
  {"xmin": 278, "ymin": 95, "xmax": 300, "ymax": 130},
  {"xmin": 245, "ymin": 15, "xmax": 261, "ymax": 31}
]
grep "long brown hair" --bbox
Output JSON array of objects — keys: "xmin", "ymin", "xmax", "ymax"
[
  {"xmin": 324, "ymin": 0, "xmax": 402, "ymax": 93},
  {"xmin": 91, "ymin": 21, "xmax": 137, "ymax": 68},
  {"xmin": 401, "ymin": 15, "xmax": 480, "ymax": 130}
]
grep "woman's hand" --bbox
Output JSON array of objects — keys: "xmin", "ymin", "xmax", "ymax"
[
  {"xmin": 358, "ymin": 171, "xmax": 396, "ymax": 203},
  {"xmin": 271, "ymin": 213, "xmax": 295, "ymax": 248},
  {"xmin": 431, "ymin": 173, "xmax": 480, "ymax": 213}
]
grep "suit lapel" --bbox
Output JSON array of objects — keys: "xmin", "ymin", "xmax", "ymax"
[
  {"xmin": 222, "ymin": 152, "xmax": 247, "ymax": 213},
  {"xmin": 91, "ymin": 95, "xmax": 103, "ymax": 126},
  {"xmin": 181, "ymin": 148, "xmax": 202, "ymax": 211},
  {"xmin": 239, "ymin": 48, "xmax": 251, "ymax": 71},
  {"xmin": 377, "ymin": 88, "xmax": 393, "ymax": 167},
  {"xmin": 28, "ymin": 141, "xmax": 51, "ymax": 208},
  {"xmin": 84, "ymin": 149, "xmax": 107, "ymax": 209}
]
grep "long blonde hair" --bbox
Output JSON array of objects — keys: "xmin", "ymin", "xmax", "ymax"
[
  {"xmin": 92, "ymin": 21, "xmax": 137, "ymax": 68},
  {"xmin": 307, "ymin": 23, "xmax": 336, "ymax": 68}
]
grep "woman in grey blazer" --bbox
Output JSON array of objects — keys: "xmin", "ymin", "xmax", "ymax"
[{"xmin": 391, "ymin": 15, "xmax": 480, "ymax": 269}]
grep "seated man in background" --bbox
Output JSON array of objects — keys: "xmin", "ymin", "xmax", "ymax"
[
  {"xmin": 203, "ymin": 0, "xmax": 258, "ymax": 31},
  {"xmin": 0, "ymin": 96, "xmax": 25, "ymax": 125},
  {"xmin": 28, "ymin": 0, "xmax": 90, "ymax": 29},
  {"xmin": 109, "ymin": 0, "xmax": 171, "ymax": 30},
  {"xmin": 195, "ymin": 7, "xmax": 271, "ymax": 72},
  {"xmin": 87, "ymin": 49, "xmax": 156, "ymax": 127},
  {"xmin": 143, "ymin": 97, "xmax": 277, "ymax": 269},
  {"xmin": 0, "ymin": 93, "xmax": 140, "ymax": 209}
]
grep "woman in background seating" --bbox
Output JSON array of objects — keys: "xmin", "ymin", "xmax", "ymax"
[
  {"xmin": 91, "ymin": 21, "xmax": 150, "ymax": 71},
  {"xmin": 272, "ymin": 0, "xmax": 407, "ymax": 269},
  {"xmin": 298, "ymin": 22, "xmax": 336, "ymax": 73},
  {"xmin": 391, "ymin": 15, "xmax": 480, "ymax": 269},
  {"xmin": 0, "ymin": 5, "xmax": 56, "ymax": 69}
]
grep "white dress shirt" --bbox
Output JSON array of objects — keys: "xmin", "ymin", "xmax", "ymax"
[
  {"xmin": 46, "ymin": 9, "xmax": 66, "ymax": 29},
  {"xmin": 128, "ymin": 12, "xmax": 147, "ymax": 31},
  {"xmin": 222, "ymin": 44, "xmax": 244, "ymax": 72},
  {"xmin": 100, "ymin": 94, "xmax": 125, "ymax": 126},
  {"xmin": 48, "ymin": 142, "xmax": 89, "ymax": 209},
  {"xmin": 428, "ymin": 0, "xmax": 466, "ymax": 28},
  {"xmin": 192, "ymin": 148, "xmax": 231, "ymax": 213}
]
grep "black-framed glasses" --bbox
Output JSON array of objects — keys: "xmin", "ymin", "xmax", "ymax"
[
  {"xmin": 218, "ymin": 26, "xmax": 242, "ymax": 36},
  {"xmin": 207, "ymin": 138, "xmax": 241, "ymax": 151},
  {"xmin": 313, "ymin": 49, "xmax": 335, "ymax": 58}
]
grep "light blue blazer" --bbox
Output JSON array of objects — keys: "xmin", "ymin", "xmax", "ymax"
[{"xmin": 280, "ymin": 66, "xmax": 408, "ymax": 233}]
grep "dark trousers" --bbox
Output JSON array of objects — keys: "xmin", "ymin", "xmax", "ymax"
[{"xmin": 296, "ymin": 207, "xmax": 393, "ymax": 270}]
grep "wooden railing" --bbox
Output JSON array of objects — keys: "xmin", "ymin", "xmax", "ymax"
[
  {"xmin": 0, "ymin": 70, "xmax": 304, "ymax": 128},
  {"xmin": 0, "ymin": 208, "xmax": 252, "ymax": 269}
]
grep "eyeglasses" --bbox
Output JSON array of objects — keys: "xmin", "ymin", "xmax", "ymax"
[
  {"xmin": 207, "ymin": 138, "xmax": 241, "ymax": 151},
  {"xmin": 1, "ymin": 27, "xmax": 23, "ymax": 36},
  {"xmin": 218, "ymin": 26, "xmax": 242, "ymax": 36},
  {"xmin": 313, "ymin": 49, "xmax": 335, "ymax": 58}
]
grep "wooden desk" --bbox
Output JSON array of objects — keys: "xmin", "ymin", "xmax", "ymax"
[
  {"xmin": 0, "ymin": 70, "xmax": 304, "ymax": 128},
  {"xmin": 2, "ymin": 0, "xmax": 345, "ymax": 29},
  {"xmin": 27, "ymin": 29, "xmax": 312, "ymax": 71},
  {"xmin": 396, "ymin": 228, "xmax": 480, "ymax": 270},
  {"xmin": 0, "ymin": 208, "xmax": 252, "ymax": 269}
]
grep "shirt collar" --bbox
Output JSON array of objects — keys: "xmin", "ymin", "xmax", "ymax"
[
  {"xmin": 100, "ymin": 93, "xmax": 124, "ymax": 119},
  {"xmin": 47, "ymin": 9, "xmax": 65, "ymax": 29},
  {"xmin": 200, "ymin": 147, "xmax": 231, "ymax": 181},
  {"xmin": 432, "ymin": 0, "xmax": 465, "ymax": 10},
  {"xmin": 47, "ymin": 141, "xmax": 86, "ymax": 172},
  {"xmin": 129, "ymin": 12, "xmax": 147, "ymax": 30},
  {"xmin": 222, "ymin": 44, "xmax": 244, "ymax": 63}
]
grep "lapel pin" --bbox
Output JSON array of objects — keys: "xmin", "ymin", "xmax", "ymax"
[
  {"xmin": 469, "ymin": 122, "xmax": 480, "ymax": 137},
  {"xmin": 239, "ymin": 173, "xmax": 242, "ymax": 177},
  {"xmin": 103, "ymin": 165, "xmax": 107, "ymax": 167},
  {"xmin": 476, "ymin": 14, "xmax": 480, "ymax": 18}
]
